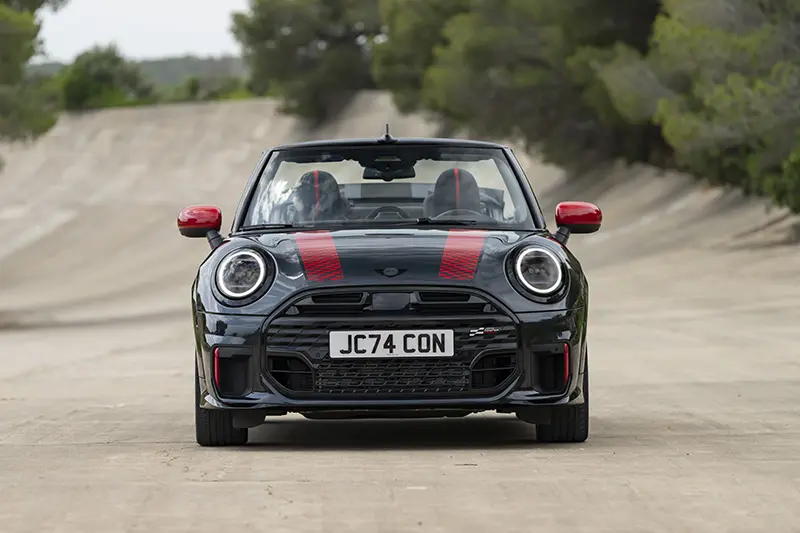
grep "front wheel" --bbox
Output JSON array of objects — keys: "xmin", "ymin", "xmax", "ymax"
[
  {"xmin": 535, "ymin": 350, "xmax": 589, "ymax": 443},
  {"xmin": 194, "ymin": 360, "xmax": 248, "ymax": 446}
]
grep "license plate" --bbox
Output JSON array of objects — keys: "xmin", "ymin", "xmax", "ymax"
[{"xmin": 328, "ymin": 330, "xmax": 455, "ymax": 358}]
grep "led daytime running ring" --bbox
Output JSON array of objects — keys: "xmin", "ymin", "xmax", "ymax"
[
  {"xmin": 514, "ymin": 246, "xmax": 563, "ymax": 295},
  {"xmin": 215, "ymin": 249, "xmax": 267, "ymax": 299}
]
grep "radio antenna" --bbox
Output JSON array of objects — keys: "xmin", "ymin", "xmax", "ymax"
[{"xmin": 379, "ymin": 123, "xmax": 397, "ymax": 143}]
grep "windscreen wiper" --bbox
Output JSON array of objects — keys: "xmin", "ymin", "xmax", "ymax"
[
  {"xmin": 237, "ymin": 223, "xmax": 296, "ymax": 232},
  {"xmin": 411, "ymin": 218, "xmax": 479, "ymax": 226}
]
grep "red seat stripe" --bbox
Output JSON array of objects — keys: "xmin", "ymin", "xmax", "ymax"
[
  {"xmin": 313, "ymin": 170, "xmax": 320, "ymax": 209},
  {"xmin": 454, "ymin": 167, "xmax": 460, "ymax": 208}
]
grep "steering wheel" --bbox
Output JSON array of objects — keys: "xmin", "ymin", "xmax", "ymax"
[
  {"xmin": 431, "ymin": 208, "xmax": 494, "ymax": 221},
  {"xmin": 365, "ymin": 205, "xmax": 413, "ymax": 220}
]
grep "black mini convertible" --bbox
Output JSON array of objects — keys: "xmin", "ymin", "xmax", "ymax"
[{"xmin": 178, "ymin": 134, "xmax": 602, "ymax": 446}]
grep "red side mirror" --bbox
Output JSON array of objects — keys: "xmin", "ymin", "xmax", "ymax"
[
  {"xmin": 555, "ymin": 201, "xmax": 602, "ymax": 234},
  {"xmin": 178, "ymin": 205, "xmax": 222, "ymax": 238}
]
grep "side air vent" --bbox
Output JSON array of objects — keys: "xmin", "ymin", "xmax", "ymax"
[
  {"xmin": 292, "ymin": 292, "xmax": 368, "ymax": 316},
  {"xmin": 417, "ymin": 291, "xmax": 471, "ymax": 303},
  {"xmin": 310, "ymin": 293, "xmax": 366, "ymax": 305},
  {"xmin": 413, "ymin": 291, "xmax": 489, "ymax": 314}
]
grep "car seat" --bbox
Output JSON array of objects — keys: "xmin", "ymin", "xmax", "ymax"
[
  {"xmin": 423, "ymin": 167, "xmax": 483, "ymax": 217},
  {"xmin": 292, "ymin": 170, "xmax": 350, "ymax": 222}
]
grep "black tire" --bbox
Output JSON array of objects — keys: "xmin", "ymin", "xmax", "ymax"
[
  {"xmin": 195, "ymin": 360, "xmax": 248, "ymax": 446},
  {"xmin": 536, "ymin": 350, "xmax": 589, "ymax": 443}
]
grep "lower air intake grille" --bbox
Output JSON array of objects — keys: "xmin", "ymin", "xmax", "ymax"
[{"xmin": 315, "ymin": 359, "xmax": 471, "ymax": 395}]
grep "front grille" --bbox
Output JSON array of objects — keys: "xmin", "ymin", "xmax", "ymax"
[
  {"xmin": 262, "ymin": 287, "xmax": 519, "ymax": 399},
  {"xmin": 282, "ymin": 289, "xmax": 498, "ymax": 317}
]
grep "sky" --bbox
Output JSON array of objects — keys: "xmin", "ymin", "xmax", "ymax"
[{"xmin": 37, "ymin": 0, "xmax": 250, "ymax": 62}]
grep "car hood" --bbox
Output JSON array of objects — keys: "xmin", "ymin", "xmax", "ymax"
[
  {"xmin": 247, "ymin": 227, "xmax": 551, "ymax": 286},
  {"xmin": 195, "ymin": 227, "xmax": 585, "ymax": 315}
]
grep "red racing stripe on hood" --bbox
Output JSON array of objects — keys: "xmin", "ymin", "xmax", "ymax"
[
  {"xmin": 439, "ymin": 229, "xmax": 488, "ymax": 280},
  {"xmin": 294, "ymin": 231, "xmax": 344, "ymax": 281}
]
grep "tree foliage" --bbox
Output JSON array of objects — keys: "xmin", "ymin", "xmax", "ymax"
[
  {"xmin": 0, "ymin": 4, "xmax": 38, "ymax": 86},
  {"xmin": 370, "ymin": 0, "xmax": 471, "ymax": 113},
  {"xmin": 232, "ymin": 0, "xmax": 381, "ymax": 123},
  {"xmin": 29, "ymin": 55, "xmax": 248, "ymax": 88},
  {"xmin": 60, "ymin": 45, "xmax": 155, "ymax": 110},
  {"xmin": 0, "ymin": 0, "xmax": 66, "ymax": 153},
  {"xmin": 639, "ymin": 0, "xmax": 800, "ymax": 208},
  {"xmin": 2, "ymin": 0, "xmax": 68, "ymax": 12},
  {"xmin": 422, "ymin": 0, "xmax": 668, "ymax": 168},
  {"xmin": 165, "ymin": 74, "xmax": 251, "ymax": 102}
]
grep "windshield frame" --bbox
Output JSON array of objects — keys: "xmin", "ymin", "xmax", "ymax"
[{"xmin": 230, "ymin": 141, "xmax": 547, "ymax": 234}]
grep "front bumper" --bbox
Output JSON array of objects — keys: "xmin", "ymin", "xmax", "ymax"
[{"xmin": 194, "ymin": 287, "xmax": 588, "ymax": 412}]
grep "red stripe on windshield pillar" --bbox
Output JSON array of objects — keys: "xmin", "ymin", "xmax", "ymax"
[
  {"xmin": 295, "ymin": 231, "xmax": 344, "ymax": 281},
  {"xmin": 439, "ymin": 230, "xmax": 487, "ymax": 280}
]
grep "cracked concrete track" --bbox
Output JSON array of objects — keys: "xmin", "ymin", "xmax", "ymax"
[{"xmin": 1, "ymin": 92, "xmax": 798, "ymax": 532}]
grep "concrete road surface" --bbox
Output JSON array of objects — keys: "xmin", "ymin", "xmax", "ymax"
[{"xmin": 1, "ymin": 94, "xmax": 799, "ymax": 532}]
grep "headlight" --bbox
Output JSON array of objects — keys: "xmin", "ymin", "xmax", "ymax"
[
  {"xmin": 215, "ymin": 249, "xmax": 267, "ymax": 299},
  {"xmin": 514, "ymin": 246, "xmax": 564, "ymax": 295}
]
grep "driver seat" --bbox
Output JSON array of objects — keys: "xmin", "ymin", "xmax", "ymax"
[
  {"xmin": 292, "ymin": 170, "xmax": 350, "ymax": 222},
  {"xmin": 423, "ymin": 167, "xmax": 483, "ymax": 217}
]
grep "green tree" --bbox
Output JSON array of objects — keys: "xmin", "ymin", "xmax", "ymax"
[
  {"xmin": 3, "ymin": 0, "xmax": 68, "ymax": 11},
  {"xmin": 642, "ymin": 0, "xmax": 800, "ymax": 207},
  {"xmin": 370, "ymin": 0, "xmax": 471, "ymax": 113},
  {"xmin": 166, "ymin": 75, "xmax": 251, "ymax": 102},
  {"xmin": 60, "ymin": 44, "xmax": 155, "ymax": 110},
  {"xmin": 0, "ymin": 0, "xmax": 67, "ymax": 156},
  {"xmin": 0, "ymin": 72, "xmax": 60, "ymax": 141},
  {"xmin": 419, "ymin": 0, "xmax": 665, "ymax": 170},
  {"xmin": 232, "ymin": 0, "xmax": 381, "ymax": 123},
  {"xmin": 0, "ymin": 4, "xmax": 37, "ymax": 87}
]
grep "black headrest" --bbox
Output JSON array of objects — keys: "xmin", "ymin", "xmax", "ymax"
[
  {"xmin": 293, "ymin": 170, "xmax": 348, "ymax": 220},
  {"xmin": 429, "ymin": 167, "xmax": 482, "ymax": 216}
]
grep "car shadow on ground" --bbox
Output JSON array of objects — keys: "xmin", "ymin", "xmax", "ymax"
[{"xmin": 240, "ymin": 414, "xmax": 584, "ymax": 451}]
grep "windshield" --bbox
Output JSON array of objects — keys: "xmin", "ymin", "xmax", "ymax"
[{"xmin": 241, "ymin": 144, "xmax": 535, "ymax": 230}]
